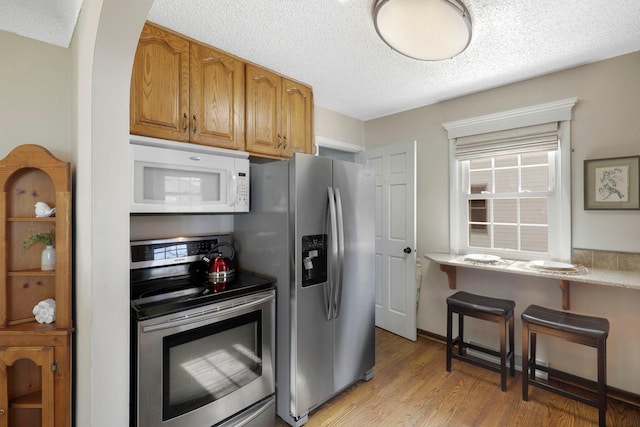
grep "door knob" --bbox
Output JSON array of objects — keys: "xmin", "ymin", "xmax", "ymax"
[{"xmin": 403, "ymin": 247, "xmax": 412, "ymax": 254}]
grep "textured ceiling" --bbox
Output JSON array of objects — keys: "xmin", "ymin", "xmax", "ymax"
[
  {"xmin": 2, "ymin": 1, "xmax": 640, "ymax": 120},
  {"xmin": 0, "ymin": 0, "xmax": 82, "ymax": 48},
  {"xmin": 147, "ymin": 0, "xmax": 640, "ymax": 120}
]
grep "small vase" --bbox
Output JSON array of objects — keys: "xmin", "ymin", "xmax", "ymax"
[{"xmin": 41, "ymin": 245, "xmax": 56, "ymax": 271}]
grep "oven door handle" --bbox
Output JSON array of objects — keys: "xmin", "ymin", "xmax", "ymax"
[
  {"xmin": 217, "ymin": 397, "xmax": 274, "ymax": 427},
  {"xmin": 141, "ymin": 293, "xmax": 274, "ymax": 333}
]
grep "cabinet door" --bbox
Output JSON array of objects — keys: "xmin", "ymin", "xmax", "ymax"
[
  {"xmin": 245, "ymin": 65, "xmax": 282, "ymax": 157},
  {"xmin": 0, "ymin": 347, "xmax": 54, "ymax": 427},
  {"xmin": 281, "ymin": 79, "xmax": 313, "ymax": 157},
  {"xmin": 190, "ymin": 42, "xmax": 245, "ymax": 149},
  {"xmin": 130, "ymin": 23, "xmax": 190, "ymax": 141}
]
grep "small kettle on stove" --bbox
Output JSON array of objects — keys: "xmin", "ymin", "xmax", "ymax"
[{"xmin": 203, "ymin": 241, "xmax": 236, "ymax": 284}]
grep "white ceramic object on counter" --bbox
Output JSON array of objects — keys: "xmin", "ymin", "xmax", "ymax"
[
  {"xmin": 529, "ymin": 260, "xmax": 576, "ymax": 271},
  {"xmin": 464, "ymin": 254, "xmax": 502, "ymax": 263}
]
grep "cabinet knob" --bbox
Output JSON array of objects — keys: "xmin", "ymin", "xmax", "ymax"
[
  {"xmin": 182, "ymin": 113, "xmax": 188, "ymax": 132},
  {"xmin": 0, "ymin": 409, "xmax": 5, "ymax": 416},
  {"xmin": 192, "ymin": 115, "xmax": 197, "ymax": 134}
]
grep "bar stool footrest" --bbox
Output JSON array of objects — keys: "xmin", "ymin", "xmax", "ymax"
[
  {"xmin": 528, "ymin": 377, "xmax": 600, "ymax": 407},
  {"xmin": 451, "ymin": 341, "xmax": 515, "ymax": 365},
  {"xmin": 529, "ymin": 364, "xmax": 602, "ymax": 407},
  {"xmin": 451, "ymin": 352, "xmax": 503, "ymax": 374}
]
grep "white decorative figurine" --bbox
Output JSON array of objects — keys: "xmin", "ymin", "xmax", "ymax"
[
  {"xmin": 35, "ymin": 201, "xmax": 56, "ymax": 217},
  {"xmin": 33, "ymin": 299, "xmax": 56, "ymax": 324}
]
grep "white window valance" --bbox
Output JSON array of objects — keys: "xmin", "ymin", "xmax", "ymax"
[{"xmin": 442, "ymin": 97, "xmax": 577, "ymax": 139}]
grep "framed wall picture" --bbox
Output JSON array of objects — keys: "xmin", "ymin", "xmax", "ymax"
[{"xmin": 584, "ymin": 155, "xmax": 640, "ymax": 210}]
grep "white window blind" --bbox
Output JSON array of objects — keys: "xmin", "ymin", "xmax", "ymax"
[{"xmin": 455, "ymin": 122, "xmax": 559, "ymax": 160}]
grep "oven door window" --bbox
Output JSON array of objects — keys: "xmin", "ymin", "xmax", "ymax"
[{"xmin": 162, "ymin": 311, "xmax": 262, "ymax": 421}]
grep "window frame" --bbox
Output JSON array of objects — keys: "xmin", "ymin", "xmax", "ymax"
[
  {"xmin": 461, "ymin": 150, "xmax": 556, "ymax": 258},
  {"xmin": 443, "ymin": 99, "xmax": 576, "ymax": 261}
]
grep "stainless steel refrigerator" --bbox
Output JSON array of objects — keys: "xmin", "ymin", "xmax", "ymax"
[{"xmin": 234, "ymin": 153, "xmax": 375, "ymax": 427}]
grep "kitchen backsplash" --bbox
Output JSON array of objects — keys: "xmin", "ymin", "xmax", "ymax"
[{"xmin": 572, "ymin": 248, "xmax": 640, "ymax": 271}]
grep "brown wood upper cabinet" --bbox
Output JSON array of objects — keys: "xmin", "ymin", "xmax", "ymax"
[
  {"xmin": 246, "ymin": 64, "xmax": 314, "ymax": 158},
  {"xmin": 130, "ymin": 22, "xmax": 245, "ymax": 150}
]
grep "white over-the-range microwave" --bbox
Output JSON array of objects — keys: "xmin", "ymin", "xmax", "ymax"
[{"xmin": 130, "ymin": 135, "xmax": 250, "ymax": 214}]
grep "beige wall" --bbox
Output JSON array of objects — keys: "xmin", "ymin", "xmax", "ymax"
[
  {"xmin": 315, "ymin": 106, "xmax": 365, "ymax": 147},
  {"xmin": 0, "ymin": 31, "xmax": 71, "ymax": 160},
  {"xmin": 365, "ymin": 51, "xmax": 640, "ymax": 394}
]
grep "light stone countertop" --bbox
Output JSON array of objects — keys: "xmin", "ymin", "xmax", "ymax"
[{"xmin": 424, "ymin": 252, "xmax": 640, "ymax": 291}]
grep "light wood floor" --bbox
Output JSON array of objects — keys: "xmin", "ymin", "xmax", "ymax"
[{"xmin": 276, "ymin": 328, "xmax": 640, "ymax": 426}]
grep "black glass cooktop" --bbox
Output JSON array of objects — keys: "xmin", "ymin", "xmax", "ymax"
[{"xmin": 130, "ymin": 271, "xmax": 274, "ymax": 320}]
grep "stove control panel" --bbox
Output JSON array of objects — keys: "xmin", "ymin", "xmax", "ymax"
[{"xmin": 130, "ymin": 235, "xmax": 231, "ymax": 269}]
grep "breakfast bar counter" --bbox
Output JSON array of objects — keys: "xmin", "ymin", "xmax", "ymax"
[{"xmin": 424, "ymin": 252, "xmax": 640, "ymax": 310}]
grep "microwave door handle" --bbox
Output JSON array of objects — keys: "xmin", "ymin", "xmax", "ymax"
[{"xmin": 228, "ymin": 170, "xmax": 238, "ymax": 207}]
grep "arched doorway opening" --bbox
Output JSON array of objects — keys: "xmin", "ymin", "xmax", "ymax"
[{"xmin": 74, "ymin": 1, "xmax": 153, "ymax": 426}]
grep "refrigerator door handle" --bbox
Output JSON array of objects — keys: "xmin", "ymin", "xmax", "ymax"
[
  {"xmin": 326, "ymin": 186, "xmax": 339, "ymax": 321},
  {"xmin": 333, "ymin": 187, "xmax": 345, "ymax": 318}
]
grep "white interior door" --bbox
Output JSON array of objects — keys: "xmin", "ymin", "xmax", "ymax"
[{"xmin": 361, "ymin": 141, "xmax": 417, "ymax": 341}]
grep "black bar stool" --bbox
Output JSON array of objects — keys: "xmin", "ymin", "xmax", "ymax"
[
  {"xmin": 521, "ymin": 304, "xmax": 609, "ymax": 427},
  {"xmin": 446, "ymin": 291, "xmax": 515, "ymax": 391}
]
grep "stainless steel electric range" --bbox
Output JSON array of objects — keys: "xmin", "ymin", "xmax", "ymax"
[{"xmin": 129, "ymin": 234, "xmax": 276, "ymax": 427}]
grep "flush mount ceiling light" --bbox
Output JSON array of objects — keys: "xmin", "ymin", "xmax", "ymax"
[{"xmin": 374, "ymin": 0, "xmax": 472, "ymax": 61}]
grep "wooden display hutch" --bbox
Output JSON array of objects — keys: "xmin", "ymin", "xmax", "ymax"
[{"xmin": 0, "ymin": 145, "xmax": 73, "ymax": 427}]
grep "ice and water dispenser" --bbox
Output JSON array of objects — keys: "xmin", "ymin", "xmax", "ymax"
[{"xmin": 301, "ymin": 234, "xmax": 327, "ymax": 287}]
